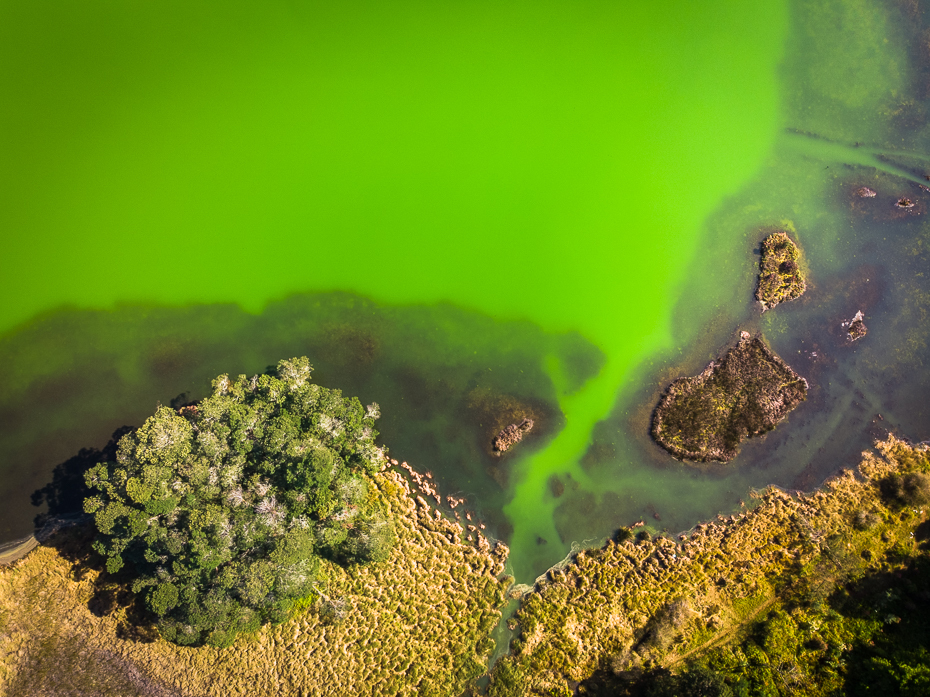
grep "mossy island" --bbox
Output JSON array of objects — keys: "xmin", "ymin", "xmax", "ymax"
[
  {"xmin": 844, "ymin": 310, "xmax": 868, "ymax": 341},
  {"xmin": 756, "ymin": 231, "xmax": 806, "ymax": 311},
  {"xmin": 651, "ymin": 333, "xmax": 808, "ymax": 462}
]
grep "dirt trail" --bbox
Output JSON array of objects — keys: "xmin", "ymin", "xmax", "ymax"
[{"xmin": 666, "ymin": 595, "xmax": 778, "ymax": 667}]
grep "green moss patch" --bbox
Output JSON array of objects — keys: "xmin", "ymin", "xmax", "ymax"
[
  {"xmin": 756, "ymin": 231, "xmax": 806, "ymax": 310},
  {"xmin": 651, "ymin": 333, "xmax": 808, "ymax": 462}
]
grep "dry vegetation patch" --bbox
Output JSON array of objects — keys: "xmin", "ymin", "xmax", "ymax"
[{"xmin": 0, "ymin": 470, "xmax": 510, "ymax": 697}]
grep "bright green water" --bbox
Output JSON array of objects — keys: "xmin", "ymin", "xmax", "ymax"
[
  {"xmin": 0, "ymin": 2, "xmax": 787, "ymax": 578},
  {"xmin": 0, "ymin": 1, "xmax": 784, "ymax": 333},
  {"xmin": 542, "ymin": 0, "xmax": 930, "ymax": 583}
]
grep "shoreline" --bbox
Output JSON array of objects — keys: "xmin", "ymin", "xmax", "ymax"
[
  {"xmin": 0, "ymin": 536, "xmax": 38, "ymax": 566},
  {"xmin": 3, "ymin": 437, "xmax": 928, "ymax": 696},
  {"xmin": 488, "ymin": 436, "xmax": 930, "ymax": 693},
  {"xmin": 0, "ymin": 513, "xmax": 91, "ymax": 566}
]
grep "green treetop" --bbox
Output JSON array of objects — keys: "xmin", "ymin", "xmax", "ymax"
[{"xmin": 83, "ymin": 357, "xmax": 394, "ymax": 647}]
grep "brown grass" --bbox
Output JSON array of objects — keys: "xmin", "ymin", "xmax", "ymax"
[{"xmin": 0, "ymin": 470, "xmax": 511, "ymax": 697}]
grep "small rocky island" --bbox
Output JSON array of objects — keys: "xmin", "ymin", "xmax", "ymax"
[
  {"xmin": 493, "ymin": 418, "xmax": 534, "ymax": 454},
  {"xmin": 651, "ymin": 332, "xmax": 808, "ymax": 462},
  {"xmin": 844, "ymin": 309, "xmax": 868, "ymax": 341},
  {"xmin": 756, "ymin": 231, "xmax": 806, "ymax": 310}
]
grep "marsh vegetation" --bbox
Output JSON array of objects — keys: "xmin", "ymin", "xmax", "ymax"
[{"xmin": 488, "ymin": 438, "xmax": 930, "ymax": 697}]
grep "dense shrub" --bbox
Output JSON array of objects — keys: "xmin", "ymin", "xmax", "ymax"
[
  {"xmin": 639, "ymin": 599, "xmax": 691, "ymax": 655},
  {"xmin": 84, "ymin": 357, "xmax": 393, "ymax": 646},
  {"xmin": 658, "ymin": 552, "xmax": 930, "ymax": 697},
  {"xmin": 645, "ymin": 665, "xmax": 734, "ymax": 697},
  {"xmin": 880, "ymin": 473, "xmax": 930, "ymax": 508},
  {"xmin": 614, "ymin": 528, "xmax": 634, "ymax": 544}
]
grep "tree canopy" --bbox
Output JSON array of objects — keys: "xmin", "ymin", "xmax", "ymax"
[{"xmin": 83, "ymin": 357, "xmax": 394, "ymax": 647}]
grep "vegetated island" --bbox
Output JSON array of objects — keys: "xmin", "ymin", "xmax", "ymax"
[
  {"xmin": 844, "ymin": 310, "xmax": 868, "ymax": 342},
  {"xmin": 0, "ymin": 361, "xmax": 512, "ymax": 697},
  {"xmin": 488, "ymin": 437, "xmax": 930, "ymax": 697},
  {"xmin": 493, "ymin": 418, "xmax": 535, "ymax": 454},
  {"xmin": 756, "ymin": 231, "xmax": 806, "ymax": 311},
  {"xmin": 651, "ymin": 332, "xmax": 808, "ymax": 462}
]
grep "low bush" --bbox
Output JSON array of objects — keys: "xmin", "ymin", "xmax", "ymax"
[{"xmin": 880, "ymin": 473, "xmax": 930, "ymax": 508}]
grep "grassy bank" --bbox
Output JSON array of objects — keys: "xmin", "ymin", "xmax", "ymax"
[{"xmin": 489, "ymin": 437, "xmax": 929, "ymax": 696}]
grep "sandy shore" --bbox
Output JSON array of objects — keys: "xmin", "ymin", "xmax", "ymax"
[{"xmin": 0, "ymin": 536, "xmax": 38, "ymax": 566}]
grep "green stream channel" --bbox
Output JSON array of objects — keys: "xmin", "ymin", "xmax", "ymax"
[{"xmin": 1, "ymin": 0, "xmax": 929, "ymax": 585}]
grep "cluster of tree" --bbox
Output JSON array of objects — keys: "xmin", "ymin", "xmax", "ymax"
[
  {"xmin": 594, "ymin": 457, "xmax": 930, "ymax": 697},
  {"xmin": 634, "ymin": 544, "xmax": 930, "ymax": 696},
  {"xmin": 84, "ymin": 357, "xmax": 394, "ymax": 648}
]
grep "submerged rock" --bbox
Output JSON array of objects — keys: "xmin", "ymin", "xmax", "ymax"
[
  {"xmin": 887, "ymin": 193, "xmax": 926, "ymax": 219},
  {"xmin": 651, "ymin": 332, "xmax": 808, "ymax": 462},
  {"xmin": 843, "ymin": 310, "xmax": 868, "ymax": 341},
  {"xmin": 464, "ymin": 387, "xmax": 554, "ymax": 464},
  {"xmin": 493, "ymin": 417, "xmax": 534, "ymax": 454},
  {"xmin": 844, "ymin": 175, "xmax": 927, "ymax": 222},
  {"xmin": 756, "ymin": 231, "xmax": 807, "ymax": 310}
]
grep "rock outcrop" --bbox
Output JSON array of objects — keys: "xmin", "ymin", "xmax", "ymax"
[{"xmin": 844, "ymin": 310, "xmax": 868, "ymax": 341}]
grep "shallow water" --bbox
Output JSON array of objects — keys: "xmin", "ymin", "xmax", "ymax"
[
  {"xmin": 2, "ymin": 0, "xmax": 928, "ymax": 583},
  {"xmin": 543, "ymin": 0, "xmax": 930, "ymax": 578},
  {"xmin": 7, "ymin": 296, "xmax": 598, "ymax": 545}
]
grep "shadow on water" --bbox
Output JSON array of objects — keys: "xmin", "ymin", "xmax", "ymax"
[
  {"xmin": 31, "ymin": 426, "xmax": 135, "ymax": 529},
  {"xmin": 2, "ymin": 291, "xmax": 604, "ymax": 549}
]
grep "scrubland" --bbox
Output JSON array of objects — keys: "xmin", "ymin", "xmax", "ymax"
[{"xmin": 0, "ymin": 470, "xmax": 510, "ymax": 697}]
